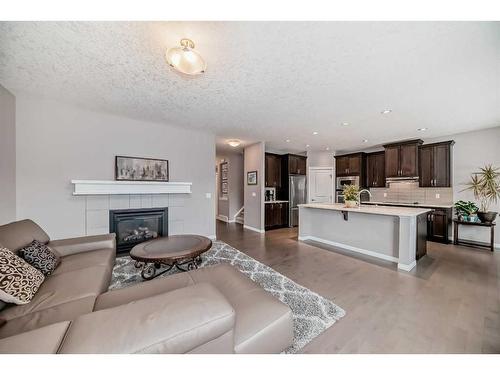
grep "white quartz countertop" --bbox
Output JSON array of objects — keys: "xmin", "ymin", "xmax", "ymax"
[
  {"xmin": 365, "ymin": 201, "xmax": 453, "ymax": 209},
  {"xmin": 264, "ymin": 200, "xmax": 289, "ymax": 204},
  {"xmin": 298, "ymin": 203, "xmax": 431, "ymax": 217}
]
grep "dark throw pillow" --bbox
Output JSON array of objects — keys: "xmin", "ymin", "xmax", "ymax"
[
  {"xmin": 19, "ymin": 240, "xmax": 60, "ymax": 276},
  {"xmin": 0, "ymin": 247, "xmax": 45, "ymax": 305}
]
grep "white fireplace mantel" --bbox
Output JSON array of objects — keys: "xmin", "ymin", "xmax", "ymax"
[{"xmin": 71, "ymin": 180, "xmax": 192, "ymax": 195}]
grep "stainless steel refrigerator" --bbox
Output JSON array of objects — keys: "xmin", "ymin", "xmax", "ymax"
[{"xmin": 289, "ymin": 175, "xmax": 307, "ymax": 227}]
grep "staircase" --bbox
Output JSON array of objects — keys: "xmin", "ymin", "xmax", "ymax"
[{"xmin": 234, "ymin": 208, "xmax": 244, "ymax": 225}]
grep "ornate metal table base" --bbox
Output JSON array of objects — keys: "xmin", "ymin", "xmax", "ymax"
[{"xmin": 134, "ymin": 256, "xmax": 203, "ymax": 280}]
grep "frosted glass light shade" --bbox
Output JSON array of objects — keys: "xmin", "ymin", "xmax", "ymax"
[{"xmin": 165, "ymin": 39, "xmax": 206, "ymax": 75}]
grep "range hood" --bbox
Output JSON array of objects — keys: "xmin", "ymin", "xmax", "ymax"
[{"xmin": 386, "ymin": 176, "xmax": 419, "ymax": 188}]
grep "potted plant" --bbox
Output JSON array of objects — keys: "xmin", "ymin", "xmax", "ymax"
[
  {"xmin": 343, "ymin": 184, "xmax": 359, "ymax": 208},
  {"xmin": 463, "ymin": 164, "xmax": 500, "ymax": 223},
  {"xmin": 454, "ymin": 200, "xmax": 479, "ymax": 222}
]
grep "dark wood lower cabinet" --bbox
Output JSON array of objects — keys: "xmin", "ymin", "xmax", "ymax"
[
  {"xmin": 416, "ymin": 213, "xmax": 428, "ymax": 260},
  {"xmin": 427, "ymin": 208, "xmax": 451, "ymax": 244},
  {"xmin": 265, "ymin": 202, "xmax": 288, "ymax": 230}
]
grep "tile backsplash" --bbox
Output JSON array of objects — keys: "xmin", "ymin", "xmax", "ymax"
[{"xmin": 370, "ymin": 182, "xmax": 453, "ymax": 205}]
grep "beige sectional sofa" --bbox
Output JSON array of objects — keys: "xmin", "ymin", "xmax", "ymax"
[{"xmin": 0, "ymin": 220, "xmax": 293, "ymax": 353}]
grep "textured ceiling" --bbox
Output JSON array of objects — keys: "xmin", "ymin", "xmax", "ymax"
[{"xmin": 1, "ymin": 21, "xmax": 499, "ymax": 154}]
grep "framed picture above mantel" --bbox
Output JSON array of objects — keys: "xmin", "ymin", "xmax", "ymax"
[{"xmin": 115, "ymin": 156, "xmax": 169, "ymax": 182}]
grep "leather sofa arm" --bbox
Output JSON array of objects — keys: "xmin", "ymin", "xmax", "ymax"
[
  {"xmin": 59, "ymin": 283, "xmax": 235, "ymax": 354},
  {"xmin": 48, "ymin": 233, "xmax": 116, "ymax": 257}
]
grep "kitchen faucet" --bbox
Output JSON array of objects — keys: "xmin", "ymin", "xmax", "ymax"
[{"xmin": 357, "ymin": 189, "xmax": 372, "ymax": 207}]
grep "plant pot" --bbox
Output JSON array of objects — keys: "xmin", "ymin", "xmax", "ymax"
[
  {"xmin": 469, "ymin": 214, "xmax": 478, "ymax": 223},
  {"xmin": 477, "ymin": 211, "xmax": 497, "ymax": 223},
  {"xmin": 345, "ymin": 200, "xmax": 358, "ymax": 208}
]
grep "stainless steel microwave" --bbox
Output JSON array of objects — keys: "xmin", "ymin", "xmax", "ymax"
[{"xmin": 336, "ymin": 176, "xmax": 360, "ymax": 190}]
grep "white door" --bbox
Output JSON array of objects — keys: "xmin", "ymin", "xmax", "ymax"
[{"xmin": 309, "ymin": 168, "xmax": 333, "ymax": 203}]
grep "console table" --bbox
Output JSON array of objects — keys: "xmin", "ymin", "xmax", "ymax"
[{"xmin": 453, "ymin": 219, "xmax": 496, "ymax": 252}]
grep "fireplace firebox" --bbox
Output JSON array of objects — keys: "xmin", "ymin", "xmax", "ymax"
[{"xmin": 109, "ymin": 207, "xmax": 168, "ymax": 253}]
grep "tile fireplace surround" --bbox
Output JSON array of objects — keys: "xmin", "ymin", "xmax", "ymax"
[{"xmin": 84, "ymin": 194, "xmax": 185, "ymax": 237}]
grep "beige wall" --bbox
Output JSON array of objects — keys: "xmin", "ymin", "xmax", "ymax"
[
  {"xmin": 244, "ymin": 142, "xmax": 265, "ymax": 232},
  {"xmin": 15, "ymin": 94, "xmax": 216, "ymax": 240},
  {"xmin": 307, "ymin": 150, "xmax": 334, "ymax": 168},
  {"xmin": 0, "ymin": 84, "xmax": 16, "ymax": 225},
  {"xmin": 216, "ymin": 152, "xmax": 243, "ymax": 220},
  {"xmin": 425, "ymin": 127, "xmax": 500, "ymax": 245}
]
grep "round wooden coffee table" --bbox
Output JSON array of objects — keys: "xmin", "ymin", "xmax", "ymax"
[{"xmin": 130, "ymin": 235, "xmax": 212, "ymax": 280}]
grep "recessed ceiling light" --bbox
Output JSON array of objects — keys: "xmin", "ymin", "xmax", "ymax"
[
  {"xmin": 313, "ymin": 131, "xmax": 319, "ymax": 135},
  {"xmin": 285, "ymin": 139, "xmax": 291, "ymax": 143},
  {"xmin": 362, "ymin": 139, "xmax": 369, "ymax": 143},
  {"xmin": 341, "ymin": 122, "xmax": 350, "ymax": 126},
  {"xmin": 417, "ymin": 128, "xmax": 428, "ymax": 131},
  {"xmin": 381, "ymin": 109, "xmax": 392, "ymax": 114},
  {"xmin": 227, "ymin": 139, "xmax": 241, "ymax": 147}
]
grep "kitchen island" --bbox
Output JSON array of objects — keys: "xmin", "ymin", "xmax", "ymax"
[{"xmin": 298, "ymin": 203, "xmax": 431, "ymax": 271}]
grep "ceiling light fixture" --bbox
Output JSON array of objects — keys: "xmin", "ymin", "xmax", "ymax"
[
  {"xmin": 326, "ymin": 147, "xmax": 330, "ymax": 151},
  {"xmin": 341, "ymin": 122, "xmax": 350, "ymax": 126},
  {"xmin": 306, "ymin": 144, "xmax": 310, "ymax": 148},
  {"xmin": 362, "ymin": 139, "xmax": 369, "ymax": 143},
  {"xmin": 227, "ymin": 139, "xmax": 241, "ymax": 147},
  {"xmin": 286, "ymin": 139, "xmax": 291, "ymax": 143},
  {"xmin": 381, "ymin": 109, "xmax": 392, "ymax": 114},
  {"xmin": 165, "ymin": 39, "xmax": 206, "ymax": 75},
  {"xmin": 313, "ymin": 131, "xmax": 319, "ymax": 135},
  {"xmin": 417, "ymin": 128, "xmax": 428, "ymax": 131}
]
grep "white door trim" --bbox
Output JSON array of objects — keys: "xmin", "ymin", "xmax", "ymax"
[{"xmin": 308, "ymin": 167, "xmax": 334, "ymax": 203}]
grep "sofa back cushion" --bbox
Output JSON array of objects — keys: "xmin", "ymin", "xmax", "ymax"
[{"xmin": 0, "ymin": 220, "xmax": 50, "ymax": 254}]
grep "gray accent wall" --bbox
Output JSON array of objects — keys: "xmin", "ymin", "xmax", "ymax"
[
  {"xmin": 15, "ymin": 94, "xmax": 216, "ymax": 240},
  {"xmin": 244, "ymin": 142, "xmax": 265, "ymax": 231},
  {"xmin": 0, "ymin": 84, "xmax": 16, "ymax": 225}
]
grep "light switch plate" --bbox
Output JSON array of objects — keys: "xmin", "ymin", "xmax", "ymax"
[
  {"xmin": 435, "ymin": 193, "xmax": 440, "ymax": 199},
  {"xmin": 205, "ymin": 193, "xmax": 212, "ymax": 199},
  {"xmin": 383, "ymin": 193, "xmax": 387, "ymax": 197},
  {"xmin": 252, "ymin": 192, "xmax": 256, "ymax": 197}
]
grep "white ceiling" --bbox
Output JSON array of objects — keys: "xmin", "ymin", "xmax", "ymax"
[{"xmin": 1, "ymin": 22, "xmax": 499, "ymax": 154}]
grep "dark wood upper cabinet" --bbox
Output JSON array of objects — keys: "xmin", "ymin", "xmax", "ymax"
[
  {"xmin": 419, "ymin": 141, "xmax": 454, "ymax": 187},
  {"xmin": 366, "ymin": 151, "xmax": 385, "ymax": 187},
  {"xmin": 335, "ymin": 153, "xmax": 365, "ymax": 177},
  {"xmin": 287, "ymin": 154, "xmax": 307, "ymax": 175},
  {"xmin": 265, "ymin": 153, "xmax": 282, "ymax": 188},
  {"xmin": 384, "ymin": 140, "xmax": 423, "ymax": 178},
  {"xmin": 384, "ymin": 146, "xmax": 400, "ymax": 178}
]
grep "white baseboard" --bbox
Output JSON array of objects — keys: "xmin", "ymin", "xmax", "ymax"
[
  {"xmin": 298, "ymin": 235, "xmax": 410, "ymax": 266},
  {"xmin": 208, "ymin": 235, "xmax": 217, "ymax": 240},
  {"xmin": 243, "ymin": 225, "xmax": 265, "ymax": 234},
  {"xmin": 397, "ymin": 261, "xmax": 416, "ymax": 272},
  {"xmin": 216, "ymin": 215, "xmax": 235, "ymax": 223}
]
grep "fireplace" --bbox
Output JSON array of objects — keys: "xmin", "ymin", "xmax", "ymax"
[{"xmin": 109, "ymin": 207, "xmax": 168, "ymax": 253}]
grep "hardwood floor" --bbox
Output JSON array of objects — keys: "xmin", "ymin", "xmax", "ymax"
[{"xmin": 216, "ymin": 221, "xmax": 500, "ymax": 353}]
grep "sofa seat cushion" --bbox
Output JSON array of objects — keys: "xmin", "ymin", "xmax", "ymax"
[
  {"xmin": 52, "ymin": 248, "xmax": 115, "ymax": 276},
  {"xmin": 0, "ymin": 321, "xmax": 71, "ymax": 353},
  {"xmin": 0, "ymin": 247, "xmax": 45, "ymax": 305},
  {"xmin": 59, "ymin": 283, "xmax": 235, "ymax": 354},
  {"xmin": 95, "ymin": 264, "xmax": 293, "ymax": 354},
  {"xmin": 0, "ymin": 296, "xmax": 95, "ymax": 339},
  {"xmin": 0, "ymin": 265, "xmax": 111, "ymax": 321}
]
